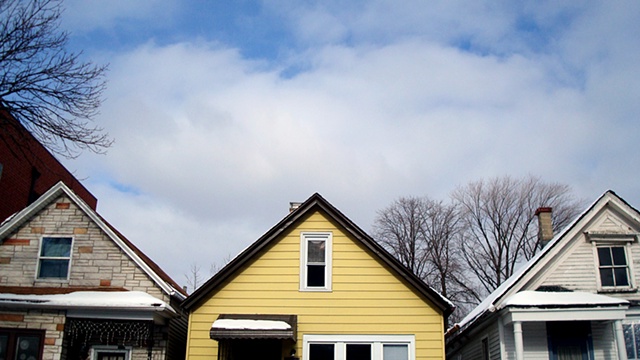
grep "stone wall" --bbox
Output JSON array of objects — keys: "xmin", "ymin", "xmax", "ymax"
[
  {"xmin": 0, "ymin": 309, "xmax": 66, "ymax": 360},
  {"xmin": 0, "ymin": 194, "xmax": 166, "ymax": 301}
]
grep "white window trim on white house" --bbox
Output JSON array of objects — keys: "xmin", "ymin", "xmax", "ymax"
[
  {"xmin": 90, "ymin": 346, "xmax": 132, "ymax": 360},
  {"xmin": 588, "ymin": 235, "xmax": 637, "ymax": 292},
  {"xmin": 36, "ymin": 236, "xmax": 74, "ymax": 282},
  {"xmin": 299, "ymin": 232, "xmax": 332, "ymax": 292},
  {"xmin": 302, "ymin": 334, "xmax": 415, "ymax": 360}
]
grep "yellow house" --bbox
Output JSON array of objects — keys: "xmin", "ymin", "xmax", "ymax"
[{"xmin": 182, "ymin": 193, "xmax": 454, "ymax": 360}]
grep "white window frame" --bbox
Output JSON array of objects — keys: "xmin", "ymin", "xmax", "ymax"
[
  {"xmin": 590, "ymin": 237, "xmax": 636, "ymax": 292},
  {"xmin": 302, "ymin": 334, "xmax": 415, "ymax": 360},
  {"xmin": 300, "ymin": 232, "xmax": 332, "ymax": 292},
  {"xmin": 90, "ymin": 345, "xmax": 132, "ymax": 360},
  {"xmin": 36, "ymin": 236, "xmax": 74, "ymax": 281}
]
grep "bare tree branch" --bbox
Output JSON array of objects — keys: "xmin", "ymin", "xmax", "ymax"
[{"xmin": 0, "ymin": 0, "xmax": 111, "ymax": 158}]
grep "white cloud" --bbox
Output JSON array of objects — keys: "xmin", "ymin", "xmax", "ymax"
[{"xmin": 63, "ymin": 1, "xmax": 640, "ymax": 283}]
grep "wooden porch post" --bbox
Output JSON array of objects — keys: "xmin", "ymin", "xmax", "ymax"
[{"xmin": 513, "ymin": 321, "xmax": 524, "ymax": 360}]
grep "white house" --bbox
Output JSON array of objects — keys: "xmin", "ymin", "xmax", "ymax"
[{"xmin": 446, "ymin": 190, "xmax": 640, "ymax": 360}]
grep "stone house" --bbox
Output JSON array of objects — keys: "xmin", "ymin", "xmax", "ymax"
[{"xmin": 0, "ymin": 182, "xmax": 188, "ymax": 360}]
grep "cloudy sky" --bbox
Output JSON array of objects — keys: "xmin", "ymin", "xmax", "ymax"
[{"xmin": 56, "ymin": 0, "xmax": 640, "ymax": 291}]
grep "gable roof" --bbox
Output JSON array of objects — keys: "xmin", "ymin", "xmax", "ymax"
[
  {"xmin": 448, "ymin": 190, "xmax": 640, "ymax": 339},
  {"xmin": 183, "ymin": 192, "xmax": 454, "ymax": 316},
  {"xmin": 0, "ymin": 181, "xmax": 187, "ymax": 300}
]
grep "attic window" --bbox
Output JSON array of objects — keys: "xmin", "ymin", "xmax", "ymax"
[
  {"xmin": 37, "ymin": 237, "xmax": 73, "ymax": 280},
  {"xmin": 300, "ymin": 232, "xmax": 332, "ymax": 292}
]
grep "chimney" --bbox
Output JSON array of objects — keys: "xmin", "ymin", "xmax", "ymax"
[
  {"xmin": 535, "ymin": 207, "xmax": 553, "ymax": 249},
  {"xmin": 289, "ymin": 202, "xmax": 302, "ymax": 213}
]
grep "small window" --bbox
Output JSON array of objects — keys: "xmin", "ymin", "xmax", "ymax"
[
  {"xmin": 0, "ymin": 329, "xmax": 44, "ymax": 360},
  {"xmin": 91, "ymin": 346, "xmax": 131, "ymax": 360},
  {"xmin": 481, "ymin": 337, "xmax": 489, "ymax": 360},
  {"xmin": 37, "ymin": 237, "xmax": 73, "ymax": 280},
  {"xmin": 300, "ymin": 232, "xmax": 332, "ymax": 291},
  {"xmin": 597, "ymin": 246, "xmax": 630, "ymax": 288}
]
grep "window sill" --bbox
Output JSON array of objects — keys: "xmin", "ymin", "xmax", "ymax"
[
  {"xmin": 598, "ymin": 287, "xmax": 637, "ymax": 294},
  {"xmin": 299, "ymin": 288, "xmax": 332, "ymax": 293}
]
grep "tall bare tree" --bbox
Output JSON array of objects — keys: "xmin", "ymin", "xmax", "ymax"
[
  {"xmin": 451, "ymin": 175, "xmax": 584, "ymax": 295},
  {"xmin": 373, "ymin": 196, "xmax": 478, "ymax": 322},
  {"xmin": 0, "ymin": 0, "xmax": 110, "ymax": 158}
]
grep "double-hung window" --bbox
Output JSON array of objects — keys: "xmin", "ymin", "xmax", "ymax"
[
  {"xmin": 588, "ymin": 232, "xmax": 636, "ymax": 292},
  {"xmin": 304, "ymin": 335, "xmax": 414, "ymax": 360},
  {"xmin": 37, "ymin": 237, "xmax": 73, "ymax": 280},
  {"xmin": 300, "ymin": 232, "xmax": 332, "ymax": 291},
  {"xmin": 597, "ymin": 246, "xmax": 630, "ymax": 288}
]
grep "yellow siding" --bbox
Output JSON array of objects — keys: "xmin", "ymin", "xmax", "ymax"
[{"xmin": 186, "ymin": 211, "xmax": 445, "ymax": 360}]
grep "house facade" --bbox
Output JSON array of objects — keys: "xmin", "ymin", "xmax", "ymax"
[
  {"xmin": 0, "ymin": 182, "xmax": 188, "ymax": 360},
  {"xmin": 183, "ymin": 193, "xmax": 454, "ymax": 360},
  {"xmin": 446, "ymin": 190, "xmax": 640, "ymax": 360}
]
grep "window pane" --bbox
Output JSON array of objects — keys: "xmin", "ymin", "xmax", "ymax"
[
  {"xmin": 635, "ymin": 324, "xmax": 640, "ymax": 359},
  {"xmin": 308, "ymin": 240, "xmax": 326, "ymax": 263},
  {"xmin": 310, "ymin": 344, "xmax": 334, "ymax": 360},
  {"xmin": 38, "ymin": 259, "xmax": 69, "ymax": 279},
  {"xmin": 383, "ymin": 345, "xmax": 408, "ymax": 360},
  {"xmin": 625, "ymin": 325, "xmax": 635, "ymax": 359},
  {"xmin": 612, "ymin": 247, "xmax": 627, "ymax": 265},
  {"xmin": 0, "ymin": 334, "xmax": 7, "ymax": 360},
  {"xmin": 615, "ymin": 268, "xmax": 630, "ymax": 286},
  {"xmin": 307, "ymin": 265, "xmax": 325, "ymax": 287},
  {"xmin": 346, "ymin": 344, "xmax": 371, "ymax": 360},
  {"xmin": 600, "ymin": 268, "xmax": 614, "ymax": 286},
  {"xmin": 41, "ymin": 237, "xmax": 71, "ymax": 257},
  {"xmin": 598, "ymin": 247, "xmax": 612, "ymax": 266},
  {"xmin": 14, "ymin": 336, "xmax": 40, "ymax": 360}
]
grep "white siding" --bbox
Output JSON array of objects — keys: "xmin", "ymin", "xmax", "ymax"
[
  {"xmin": 501, "ymin": 322, "xmax": 548, "ymax": 360},
  {"xmin": 592, "ymin": 321, "xmax": 618, "ymax": 360}
]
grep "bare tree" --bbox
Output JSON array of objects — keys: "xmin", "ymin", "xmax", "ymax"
[
  {"xmin": 373, "ymin": 196, "xmax": 477, "ymax": 323},
  {"xmin": 0, "ymin": 0, "xmax": 110, "ymax": 158},
  {"xmin": 373, "ymin": 197, "xmax": 430, "ymax": 279},
  {"xmin": 451, "ymin": 175, "xmax": 584, "ymax": 295},
  {"xmin": 184, "ymin": 262, "xmax": 202, "ymax": 294}
]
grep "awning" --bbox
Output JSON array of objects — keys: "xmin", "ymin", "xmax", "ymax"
[
  {"xmin": 500, "ymin": 290, "xmax": 629, "ymax": 324},
  {"xmin": 210, "ymin": 314, "xmax": 297, "ymax": 341}
]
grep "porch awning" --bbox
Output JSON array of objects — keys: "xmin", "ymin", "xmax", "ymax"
[
  {"xmin": 210, "ymin": 314, "xmax": 297, "ymax": 341},
  {"xmin": 501, "ymin": 290, "xmax": 629, "ymax": 324}
]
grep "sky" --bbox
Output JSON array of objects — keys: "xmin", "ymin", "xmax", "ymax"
[{"xmin": 54, "ymin": 0, "xmax": 640, "ymax": 292}]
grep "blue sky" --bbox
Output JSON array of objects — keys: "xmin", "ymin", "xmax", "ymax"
[{"xmin": 56, "ymin": 0, "xmax": 640, "ymax": 290}]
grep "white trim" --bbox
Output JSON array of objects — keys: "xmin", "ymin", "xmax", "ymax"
[
  {"xmin": 90, "ymin": 345, "xmax": 131, "ymax": 360},
  {"xmin": 502, "ymin": 307, "xmax": 627, "ymax": 323},
  {"xmin": 35, "ymin": 236, "xmax": 74, "ymax": 281},
  {"xmin": 302, "ymin": 334, "xmax": 415, "ymax": 360},
  {"xmin": 299, "ymin": 232, "xmax": 332, "ymax": 292}
]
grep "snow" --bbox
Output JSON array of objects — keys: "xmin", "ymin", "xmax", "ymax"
[
  {"xmin": 211, "ymin": 319, "xmax": 292, "ymax": 330},
  {"xmin": 503, "ymin": 290, "xmax": 628, "ymax": 307},
  {"xmin": 0, "ymin": 291, "xmax": 170, "ymax": 310}
]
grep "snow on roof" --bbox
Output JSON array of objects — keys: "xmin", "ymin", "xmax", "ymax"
[
  {"xmin": 503, "ymin": 290, "xmax": 628, "ymax": 308},
  {"xmin": 211, "ymin": 319, "xmax": 292, "ymax": 330},
  {"xmin": 0, "ymin": 291, "xmax": 173, "ymax": 312}
]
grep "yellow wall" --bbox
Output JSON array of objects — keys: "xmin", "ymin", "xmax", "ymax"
[{"xmin": 186, "ymin": 211, "xmax": 445, "ymax": 360}]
